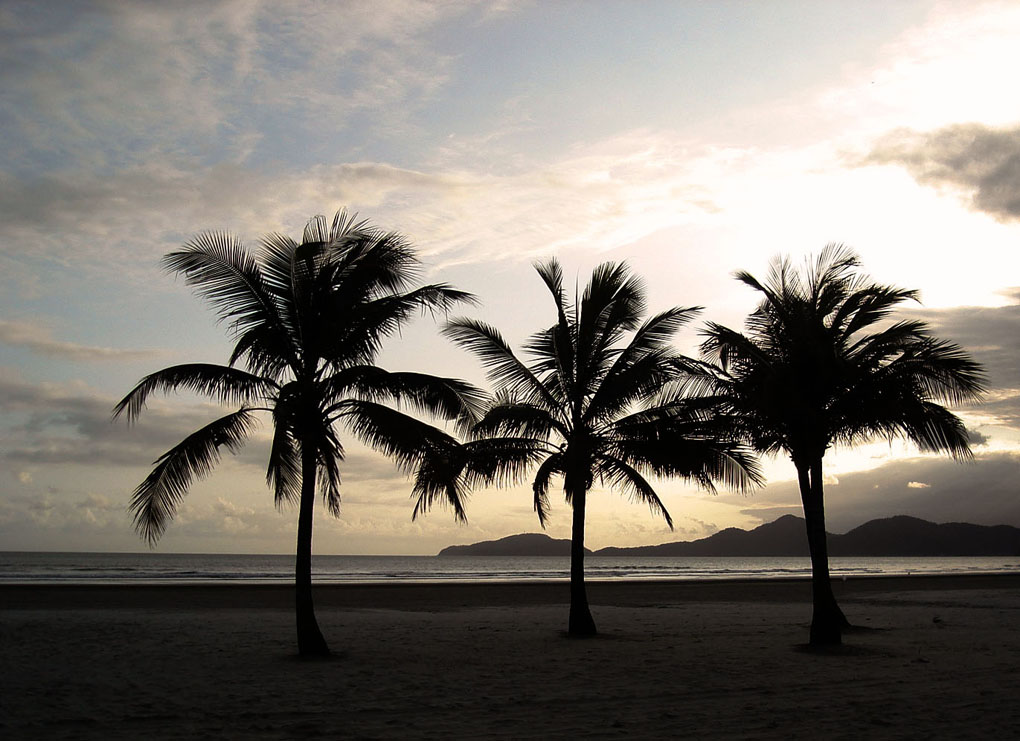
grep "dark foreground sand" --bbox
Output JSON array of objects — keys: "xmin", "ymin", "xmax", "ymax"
[{"xmin": 3, "ymin": 574, "xmax": 1019, "ymax": 739}]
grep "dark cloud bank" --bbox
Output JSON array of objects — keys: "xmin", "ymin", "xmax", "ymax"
[
  {"xmin": 866, "ymin": 122, "xmax": 1020, "ymax": 222},
  {"xmin": 905, "ymin": 289, "xmax": 1020, "ymax": 427},
  {"xmin": 0, "ymin": 374, "xmax": 423, "ymax": 483},
  {"xmin": 739, "ymin": 451, "xmax": 1020, "ymax": 532}
]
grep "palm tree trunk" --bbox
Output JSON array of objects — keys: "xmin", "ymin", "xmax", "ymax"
[
  {"xmin": 296, "ymin": 443, "xmax": 330, "ymax": 657},
  {"xmin": 810, "ymin": 459, "xmax": 850, "ymax": 630},
  {"xmin": 797, "ymin": 459, "xmax": 847, "ymax": 645},
  {"xmin": 567, "ymin": 479, "xmax": 597, "ymax": 636}
]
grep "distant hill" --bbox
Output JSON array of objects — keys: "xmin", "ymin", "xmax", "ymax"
[
  {"xmin": 830, "ymin": 515, "xmax": 1020, "ymax": 556},
  {"xmin": 597, "ymin": 515, "xmax": 810, "ymax": 557},
  {"xmin": 439, "ymin": 516, "xmax": 1020, "ymax": 557},
  {"xmin": 438, "ymin": 533, "xmax": 591, "ymax": 557}
]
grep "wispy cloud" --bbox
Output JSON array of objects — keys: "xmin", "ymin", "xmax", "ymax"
[
  {"xmin": 0, "ymin": 0, "xmax": 488, "ymax": 174},
  {"xmin": 808, "ymin": 2, "xmax": 1020, "ymax": 140},
  {"xmin": 0, "ymin": 319, "xmax": 161, "ymax": 361},
  {"xmin": 0, "ymin": 140, "xmax": 722, "ymax": 285},
  {"xmin": 3, "ymin": 1, "xmax": 1018, "ymax": 296}
]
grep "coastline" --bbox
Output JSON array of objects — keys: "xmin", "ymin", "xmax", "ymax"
[
  {"xmin": 4, "ymin": 573, "xmax": 1019, "ymax": 738},
  {"xmin": 4, "ymin": 571, "xmax": 1019, "ymax": 610}
]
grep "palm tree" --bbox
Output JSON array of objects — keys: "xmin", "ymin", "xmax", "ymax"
[
  {"xmin": 114, "ymin": 210, "xmax": 483, "ymax": 656},
  {"xmin": 696, "ymin": 244, "xmax": 985, "ymax": 645},
  {"xmin": 419, "ymin": 259, "xmax": 761, "ymax": 636}
]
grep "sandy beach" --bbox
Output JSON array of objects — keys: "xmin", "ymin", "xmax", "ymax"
[{"xmin": 3, "ymin": 574, "xmax": 1019, "ymax": 739}]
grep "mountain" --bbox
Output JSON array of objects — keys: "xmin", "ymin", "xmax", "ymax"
[
  {"xmin": 438, "ymin": 516, "xmax": 1020, "ymax": 557},
  {"xmin": 596, "ymin": 515, "xmax": 809, "ymax": 557},
  {"xmin": 830, "ymin": 515, "xmax": 1020, "ymax": 556},
  {"xmin": 438, "ymin": 533, "xmax": 591, "ymax": 557}
]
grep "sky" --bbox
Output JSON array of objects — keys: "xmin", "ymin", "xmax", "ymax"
[{"xmin": 1, "ymin": 0, "xmax": 1018, "ymax": 555}]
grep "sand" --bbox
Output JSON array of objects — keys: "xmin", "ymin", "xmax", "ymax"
[{"xmin": 3, "ymin": 574, "xmax": 1019, "ymax": 739}]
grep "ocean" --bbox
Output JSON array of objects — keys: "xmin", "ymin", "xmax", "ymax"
[{"xmin": 3, "ymin": 551, "xmax": 1019, "ymax": 585}]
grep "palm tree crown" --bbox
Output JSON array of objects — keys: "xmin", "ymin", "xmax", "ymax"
[
  {"xmin": 425, "ymin": 259, "xmax": 761, "ymax": 635},
  {"xmin": 696, "ymin": 244, "xmax": 985, "ymax": 644},
  {"xmin": 115, "ymin": 210, "xmax": 483, "ymax": 654},
  {"xmin": 700, "ymin": 244, "xmax": 985, "ymax": 463}
]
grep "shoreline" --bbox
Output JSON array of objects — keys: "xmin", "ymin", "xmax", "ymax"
[{"xmin": 5, "ymin": 571, "xmax": 1019, "ymax": 611}]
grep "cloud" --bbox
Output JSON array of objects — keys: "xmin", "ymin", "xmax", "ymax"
[
  {"xmin": 0, "ymin": 371, "xmax": 259, "ymax": 468},
  {"xmin": 3, "ymin": 1, "xmax": 1018, "ymax": 293},
  {"xmin": 77, "ymin": 493, "xmax": 118, "ymax": 511},
  {"xmin": 967, "ymin": 428, "xmax": 990, "ymax": 446},
  {"xmin": 0, "ymin": 319, "xmax": 160, "ymax": 361},
  {"xmin": 0, "ymin": 133, "xmax": 723, "ymax": 292},
  {"xmin": 902, "ymin": 292, "xmax": 1020, "ymax": 428},
  {"xmin": 0, "ymin": 372, "xmax": 442, "ymax": 551},
  {"xmin": 0, "ymin": 371, "xmax": 429, "ymax": 503},
  {"xmin": 864, "ymin": 123, "xmax": 1020, "ymax": 222},
  {"xmin": 0, "ymin": 1, "xmax": 486, "ymax": 174},
  {"xmin": 735, "ymin": 451, "xmax": 1020, "ymax": 532}
]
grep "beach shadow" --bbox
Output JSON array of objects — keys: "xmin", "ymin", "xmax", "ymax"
[
  {"xmin": 558, "ymin": 630, "xmax": 623, "ymax": 641},
  {"xmin": 844, "ymin": 623, "xmax": 887, "ymax": 634},
  {"xmin": 793, "ymin": 642, "xmax": 887, "ymax": 657},
  {"xmin": 286, "ymin": 650, "xmax": 345, "ymax": 663}
]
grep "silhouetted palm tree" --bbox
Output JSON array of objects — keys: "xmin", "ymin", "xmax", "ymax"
[
  {"xmin": 421, "ymin": 260, "xmax": 761, "ymax": 635},
  {"xmin": 696, "ymin": 244, "xmax": 985, "ymax": 645},
  {"xmin": 114, "ymin": 211, "xmax": 482, "ymax": 656}
]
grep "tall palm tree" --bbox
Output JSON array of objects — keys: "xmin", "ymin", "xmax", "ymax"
[
  {"xmin": 419, "ymin": 259, "xmax": 761, "ymax": 636},
  {"xmin": 114, "ymin": 210, "xmax": 483, "ymax": 656},
  {"xmin": 696, "ymin": 244, "xmax": 985, "ymax": 645}
]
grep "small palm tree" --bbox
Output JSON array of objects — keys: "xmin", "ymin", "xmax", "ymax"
[
  {"xmin": 114, "ymin": 210, "xmax": 483, "ymax": 656},
  {"xmin": 696, "ymin": 244, "xmax": 985, "ymax": 645},
  {"xmin": 419, "ymin": 259, "xmax": 761, "ymax": 635}
]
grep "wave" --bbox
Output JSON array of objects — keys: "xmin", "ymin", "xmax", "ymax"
[{"xmin": 2, "ymin": 552, "xmax": 1019, "ymax": 585}]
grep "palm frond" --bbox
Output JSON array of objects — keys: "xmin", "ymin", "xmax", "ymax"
[
  {"xmin": 317, "ymin": 426, "xmax": 345, "ymax": 518},
  {"xmin": 531, "ymin": 259, "xmax": 577, "ymax": 401},
  {"xmin": 845, "ymin": 319, "xmax": 930, "ymax": 363},
  {"xmin": 113, "ymin": 364, "xmax": 276, "ymax": 422},
  {"xmin": 336, "ymin": 399, "xmax": 458, "ymax": 472},
  {"xmin": 322, "ymin": 366, "xmax": 488, "ymax": 431},
  {"xmin": 257, "ymin": 232, "xmax": 300, "ymax": 295},
  {"xmin": 130, "ymin": 409, "xmax": 258, "ymax": 545},
  {"xmin": 576, "ymin": 262, "xmax": 645, "ymax": 382},
  {"xmin": 227, "ymin": 324, "xmax": 294, "ymax": 380},
  {"xmin": 832, "ymin": 285, "xmax": 919, "ymax": 342},
  {"xmin": 411, "ymin": 442, "xmax": 470, "ymax": 524},
  {"xmin": 471, "ymin": 401, "xmax": 565, "ymax": 441},
  {"xmin": 266, "ymin": 422, "xmax": 300, "ymax": 509},
  {"xmin": 606, "ymin": 431, "xmax": 763, "ymax": 494},
  {"xmin": 584, "ymin": 346, "xmax": 685, "ymax": 427},
  {"xmin": 444, "ymin": 318, "xmax": 559, "ymax": 409},
  {"xmin": 907, "ymin": 337, "xmax": 987, "ymax": 403},
  {"xmin": 412, "ymin": 435, "xmax": 550, "ymax": 523},
  {"xmin": 531, "ymin": 453, "xmax": 564, "ymax": 527},
  {"xmin": 162, "ymin": 233, "xmax": 298, "ymax": 367},
  {"xmin": 330, "ymin": 225, "xmax": 420, "ymax": 295},
  {"xmin": 459, "ymin": 437, "xmax": 554, "ymax": 489},
  {"xmin": 595, "ymin": 454, "xmax": 673, "ymax": 529},
  {"xmin": 699, "ymin": 322, "xmax": 770, "ymax": 371},
  {"xmin": 321, "ymin": 285, "xmax": 475, "ymax": 366}
]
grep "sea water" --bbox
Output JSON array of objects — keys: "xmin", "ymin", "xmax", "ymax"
[{"xmin": 2, "ymin": 551, "xmax": 1018, "ymax": 585}]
